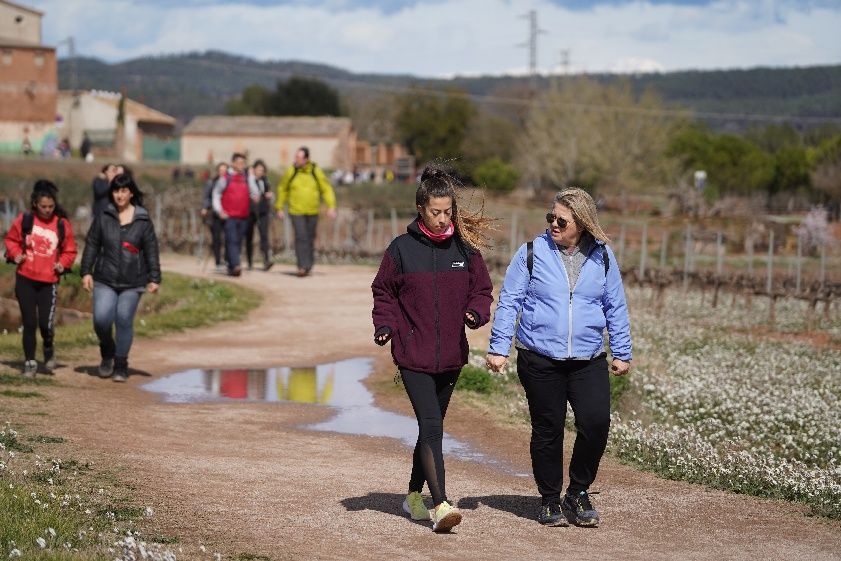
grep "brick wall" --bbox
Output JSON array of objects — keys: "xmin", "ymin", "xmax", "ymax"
[{"xmin": 0, "ymin": 46, "xmax": 57, "ymax": 122}]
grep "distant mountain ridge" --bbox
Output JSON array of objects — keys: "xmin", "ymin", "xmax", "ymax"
[{"xmin": 57, "ymin": 50, "xmax": 841, "ymax": 127}]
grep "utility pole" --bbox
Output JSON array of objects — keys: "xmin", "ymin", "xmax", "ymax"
[
  {"xmin": 518, "ymin": 10, "xmax": 546, "ymax": 91},
  {"xmin": 56, "ymin": 36, "xmax": 79, "ymax": 147},
  {"xmin": 552, "ymin": 48, "xmax": 570, "ymax": 90},
  {"xmin": 57, "ymin": 36, "xmax": 78, "ymax": 99},
  {"xmin": 559, "ymin": 49, "xmax": 570, "ymax": 75}
]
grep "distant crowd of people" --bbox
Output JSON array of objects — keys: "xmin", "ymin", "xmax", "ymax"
[{"xmin": 202, "ymin": 146, "xmax": 336, "ymax": 277}]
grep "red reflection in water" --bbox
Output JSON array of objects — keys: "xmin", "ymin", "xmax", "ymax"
[{"xmin": 220, "ymin": 369, "xmax": 248, "ymax": 399}]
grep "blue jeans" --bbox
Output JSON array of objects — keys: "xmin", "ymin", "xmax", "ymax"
[
  {"xmin": 224, "ymin": 217, "xmax": 249, "ymax": 272},
  {"xmin": 93, "ymin": 283, "xmax": 143, "ymax": 359}
]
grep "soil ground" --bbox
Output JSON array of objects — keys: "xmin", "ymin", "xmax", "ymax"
[{"xmin": 5, "ymin": 255, "xmax": 840, "ymax": 561}]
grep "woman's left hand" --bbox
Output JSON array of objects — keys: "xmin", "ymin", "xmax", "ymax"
[
  {"xmin": 147, "ymin": 282, "xmax": 159, "ymax": 294},
  {"xmin": 611, "ymin": 358, "xmax": 630, "ymax": 376}
]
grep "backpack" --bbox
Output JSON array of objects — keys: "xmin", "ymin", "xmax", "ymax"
[
  {"xmin": 288, "ymin": 163, "xmax": 327, "ymax": 192},
  {"xmin": 526, "ymin": 240, "xmax": 609, "ymax": 278},
  {"xmin": 5, "ymin": 212, "xmax": 69, "ymax": 274}
]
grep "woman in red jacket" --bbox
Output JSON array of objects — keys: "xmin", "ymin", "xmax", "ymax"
[
  {"xmin": 4, "ymin": 180, "xmax": 77, "ymax": 377},
  {"xmin": 371, "ymin": 165, "xmax": 494, "ymax": 532}
]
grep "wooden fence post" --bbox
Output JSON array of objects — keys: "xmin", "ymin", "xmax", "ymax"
[
  {"xmin": 659, "ymin": 229, "xmax": 667, "ymax": 268},
  {"xmin": 639, "ymin": 222, "xmax": 648, "ymax": 281},
  {"xmin": 366, "ymin": 209, "xmax": 375, "ymax": 253},
  {"xmin": 390, "ymin": 208, "xmax": 398, "ymax": 240},
  {"xmin": 683, "ymin": 223, "xmax": 692, "ymax": 291},
  {"xmin": 766, "ymin": 230, "xmax": 774, "ymax": 295},
  {"xmin": 510, "ymin": 213, "xmax": 518, "ymax": 256},
  {"xmin": 796, "ymin": 232, "xmax": 802, "ymax": 294}
]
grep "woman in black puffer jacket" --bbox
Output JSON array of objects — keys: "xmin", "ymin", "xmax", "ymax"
[{"xmin": 80, "ymin": 173, "xmax": 161, "ymax": 382}]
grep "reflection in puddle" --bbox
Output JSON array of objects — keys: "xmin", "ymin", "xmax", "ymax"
[{"xmin": 142, "ymin": 358, "xmax": 527, "ymax": 475}]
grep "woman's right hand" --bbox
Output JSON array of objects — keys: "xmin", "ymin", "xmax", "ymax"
[
  {"xmin": 485, "ymin": 353, "xmax": 508, "ymax": 373},
  {"xmin": 82, "ymin": 274, "xmax": 94, "ymax": 293}
]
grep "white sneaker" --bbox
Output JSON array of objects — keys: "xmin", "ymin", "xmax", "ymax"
[
  {"xmin": 22, "ymin": 360, "xmax": 37, "ymax": 378},
  {"xmin": 430, "ymin": 501, "xmax": 462, "ymax": 532}
]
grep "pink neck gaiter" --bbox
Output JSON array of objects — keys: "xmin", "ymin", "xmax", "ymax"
[{"xmin": 418, "ymin": 218, "xmax": 455, "ymax": 242}]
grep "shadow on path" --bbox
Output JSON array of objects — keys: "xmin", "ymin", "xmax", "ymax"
[
  {"xmin": 457, "ymin": 494, "xmax": 536, "ymax": 521},
  {"xmin": 341, "ymin": 492, "xmax": 429, "ymax": 527}
]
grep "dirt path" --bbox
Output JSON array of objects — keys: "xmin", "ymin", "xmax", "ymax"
[{"xmin": 10, "ymin": 255, "xmax": 840, "ymax": 561}]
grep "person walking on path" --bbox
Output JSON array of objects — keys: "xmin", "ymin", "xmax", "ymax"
[
  {"xmin": 371, "ymin": 165, "xmax": 494, "ymax": 532},
  {"xmin": 80, "ymin": 173, "xmax": 161, "ymax": 382},
  {"xmin": 91, "ymin": 163, "xmax": 118, "ymax": 218},
  {"xmin": 4, "ymin": 180, "xmax": 78, "ymax": 378},
  {"xmin": 246, "ymin": 159, "xmax": 274, "ymax": 271},
  {"xmin": 201, "ymin": 162, "xmax": 228, "ymax": 271},
  {"xmin": 274, "ymin": 147, "xmax": 336, "ymax": 277},
  {"xmin": 485, "ymin": 188, "xmax": 632, "ymax": 528},
  {"xmin": 213, "ymin": 153, "xmax": 260, "ymax": 277}
]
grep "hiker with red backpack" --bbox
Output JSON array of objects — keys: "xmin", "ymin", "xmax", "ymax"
[
  {"xmin": 212, "ymin": 152, "xmax": 260, "ymax": 277},
  {"xmin": 4, "ymin": 180, "xmax": 78, "ymax": 378}
]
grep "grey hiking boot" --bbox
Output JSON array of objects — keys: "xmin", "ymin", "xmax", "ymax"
[
  {"xmin": 22, "ymin": 360, "xmax": 38, "ymax": 379},
  {"xmin": 98, "ymin": 358, "xmax": 114, "ymax": 378}
]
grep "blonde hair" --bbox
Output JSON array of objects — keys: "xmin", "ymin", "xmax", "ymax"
[
  {"xmin": 417, "ymin": 165, "xmax": 495, "ymax": 251},
  {"xmin": 553, "ymin": 188, "xmax": 610, "ymax": 244}
]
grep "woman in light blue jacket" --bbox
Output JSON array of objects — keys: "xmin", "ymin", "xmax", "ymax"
[{"xmin": 486, "ymin": 188, "xmax": 631, "ymax": 529}]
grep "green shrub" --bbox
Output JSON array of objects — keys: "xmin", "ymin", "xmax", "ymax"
[
  {"xmin": 474, "ymin": 157, "xmax": 519, "ymax": 193},
  {"xmin": 457, "ymin": 364, "xmax": 497, "ymax": 394}
]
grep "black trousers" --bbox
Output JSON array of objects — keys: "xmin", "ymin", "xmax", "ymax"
[
  {"xmin": 517, "ymin": 348, "xmax": 611, "ymax": 504},
  {"xmin": 401, "ymin": 368, "xmax": 460, "ymax": 507},
  {"xmin": 245, "ymin": 211, "xmax": 270, "ymax": 267},
  {"xmin": 289, "ymin": 214, "xmax": 318, "ymax": 272},
  {"xmin": 207, "ymin": 212, "xmax": 225, "ymax": 266},
  {"xmin": 14, "ymin": 273, "xmax": 57, "ymax": 361}
]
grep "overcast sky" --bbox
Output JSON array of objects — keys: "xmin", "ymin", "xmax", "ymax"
[{"xmin": 26, "ymin": 0, "xmax": 841, "ymax": 77}]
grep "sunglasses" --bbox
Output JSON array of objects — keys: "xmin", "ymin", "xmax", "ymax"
[{"xmin": 545, "ymin": 212, "xmax": 568, "ymax": 229}]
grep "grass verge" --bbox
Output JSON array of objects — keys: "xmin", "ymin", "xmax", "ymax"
[{"xmin": 0, "ymin": 265, "xmax": 262, "ymax": 358}]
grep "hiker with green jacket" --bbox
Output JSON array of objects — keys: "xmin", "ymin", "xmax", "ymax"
[{"xmin": 274, "ymin": 146, "xmax": 337, "ymax": 277}]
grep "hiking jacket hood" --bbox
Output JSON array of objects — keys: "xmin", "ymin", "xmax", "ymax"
[
  {"xmin": 4, "ymin": 213, "xmax": 77, "ymax": 284},
  {"xmin": 80, "ymin": 204, "xmax": 162, "ymax": 289},
  {"xmin": 275, "ymin": 162, "xmax": 336, "ymax": 216},
  {"xmin": 488, "ymin": 231, "xmax": 632, "ymax": 361},
  {"xmin": 372, "ymin": 218, "xmax": 494, "ymax": 374}
]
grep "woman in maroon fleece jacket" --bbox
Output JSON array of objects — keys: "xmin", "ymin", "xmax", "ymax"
[{"xmin": 371, "ymin": 165, "xmax": 494, "ymax": 532}]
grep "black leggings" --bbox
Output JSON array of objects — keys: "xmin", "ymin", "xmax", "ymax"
[
  {"xmin": 401, "ymin": 368, "xmax": 460, "ymax": 507},
  {"xmin": 14, "ymin": 274, "xmax": 57, "ymax": 361}
]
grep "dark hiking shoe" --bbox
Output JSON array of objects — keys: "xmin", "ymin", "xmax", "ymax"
[
  {"xmin": 562, "ymin": 491, "xmax": 599, "ymax": 527},
  {"xmin": 44, "ymin": 346, "xmax": 56, "ymax": 373},
  {"xmin": 113, "ymin": 357, "xmax": 128, "ymax": 383},
  {"xmin": 537, "ymin": 503, "xmax": 568, "ymax": 527},
  {"xmin": 98, "ymin": 358, "xmax": 114, "ymax": 378},
  {"xmin": 263, "ymin": 261, "xmax": 274, "ymax": 271}
]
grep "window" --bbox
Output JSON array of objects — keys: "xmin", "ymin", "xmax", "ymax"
[
  {"xmin": 34, "ymin": 51, "xmax": 44, "ymax": 67},
  {"xmin": 1, "ymin": 50, "xmax": 12, "ymax": 66}
]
